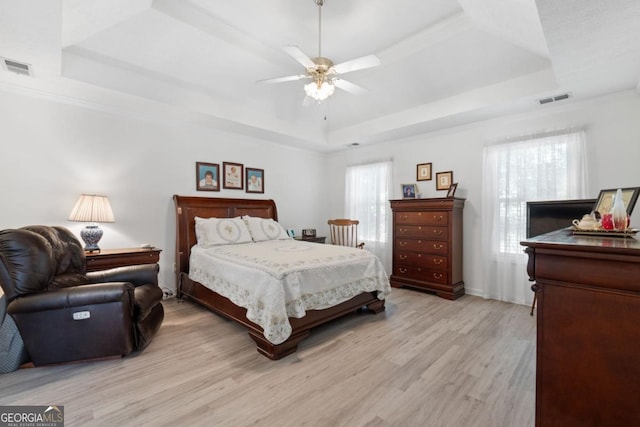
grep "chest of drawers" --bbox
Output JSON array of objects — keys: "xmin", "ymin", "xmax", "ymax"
[{"xmin": 389, "ymin": 198, "xmax": 465, "ymax": 300}]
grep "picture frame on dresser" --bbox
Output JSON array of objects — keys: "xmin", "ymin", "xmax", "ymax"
[
  {"xmin": 401, "ymin": 184, "xmax": 417, "ymax": 199},
  {"xmin": 195, "ymin": 162, "xmax": 220, "ymax": 192},
  {"xmin": 593, "ymin": 187, "xmax": 640, "ymax": 216},
  {"xmin": 446, "ymin": 183, "xmax": 458, "ymax": 198}
]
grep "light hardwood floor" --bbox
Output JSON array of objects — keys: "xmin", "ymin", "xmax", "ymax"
[{"xmin": 0, "ymin": 289, "xmax": 536, "ymax": 427}]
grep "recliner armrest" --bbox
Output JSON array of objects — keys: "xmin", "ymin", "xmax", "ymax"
[
  {"xmin": 7, "ymin": 282, "xmax": 134, "ymax": 314},
  {"xmin": 86, "ymin": 264, "xmax": 159, "ymax": 287}
]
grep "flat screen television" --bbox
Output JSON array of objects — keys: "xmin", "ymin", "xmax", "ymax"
[{"xmin": 526, "ymin": 199, "xmax": 596, "ymax": 238}]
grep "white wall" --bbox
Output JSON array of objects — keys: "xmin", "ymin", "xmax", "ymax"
[
  {"xmin": 0, "ymin": 89, "xmax": 329, "ymax": 290},
  {"xmin": 325, "ymin": 90, "xmax": 640, "ymax": 300},
  {"xmin": 3, "ymin": 86, "xmax": 639, "ymax": 301}
]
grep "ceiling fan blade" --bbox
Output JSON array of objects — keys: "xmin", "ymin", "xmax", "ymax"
[
  {"xmin": 333, "ymin": 78, "xmax": 368, "ymax": 95},
  {"xmin": 332, "ymin": 54, "xmax": 381, "ymax": 74},
  {"xmin": 282, "ymin": 46, "xmax": 316, "ymax": 69},
  {"xmin": 257, "ymin": 74, "xmax": 307, "ymax": 84}
]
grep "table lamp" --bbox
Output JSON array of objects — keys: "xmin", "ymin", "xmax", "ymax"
[{"xmin": 68, "ymin": 194, "xmax": 115, "ymax": 252}]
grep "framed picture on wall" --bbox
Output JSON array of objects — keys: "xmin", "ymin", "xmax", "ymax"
[
  {"xmin": 195, "ymin": 162, "xmax": 220, "ymax": 191},
  {"xmin": 436, "ymin": 171, "xmax": 453, "ymax": 191},
  {"xmin": 246, "ymin": 167, "xmax": 264, "ymax": 194},
  {"xmin": 417, "ymin": 163, "xmax": 432, "ymax": 181},
  {"xmin": 223, "ymin": 162, "xmax": 244, "ymax": 189}
]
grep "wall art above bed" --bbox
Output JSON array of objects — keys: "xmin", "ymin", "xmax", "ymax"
[
  {"xmin": 246, "ymin": 167, "xmax": 264, "ymax": 194},
  {"xmin": 223, "ymin": 162, "xmax": 244, "ymax": 189},
  {"xmin": 196, "ymin": 162, "xmax": 220, "ymax": 192}
]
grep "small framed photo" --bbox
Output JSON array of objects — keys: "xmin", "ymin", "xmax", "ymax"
[
  {"xmin": 223, "ymin": 162, "xmax": 243, "ymax": 189},
  {"xmin": 436, "ymin": 171, "xmax": 453, "ymax": 191},
  {"xmin": 246, "ymin": 167, "xmax": 264, "ymax": 194},
  {"xmin": 196, "ymin": 162, "xmax": 220, "ymax": 192},
  {"xmin": 447, "ymin": 183, "xmax": 458, "ymax": 198},
  {"xmin": 417, "ymin": 163, "xmax": 432, "ymax": 181},
  {"xmin": 402, "ymin": 184, "xmax": 417, "ymax": 199},
  {"xmin": 593, "ymin": 187, "xmax": 640, "ymax": 216}
]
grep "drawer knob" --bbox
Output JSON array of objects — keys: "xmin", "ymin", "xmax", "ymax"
[
  {"xmin": 399, "ymin": 241, "xmax": 407, "ymax": 247},
  {"xmin": 399, "ymin": 267, "xmax": 408, "ymax": 273},
  {"xmin": 400, "ymin": 228, "xmax": 408, "ymax": 233},
  {"xmin": 433, "ymin": 229, "xmax": 443, "ymax": 236},
  {"xmin": 433, "ymin": 243, "xmax": 443, "ymax": 249},
  {"xmin": 433, "ymin": 259, "xmax": 443, "ymax": 265},
  {"xmin": 434, "ymin": 215, "xmax": 444, "ymax": 221},
  {"xmin": 399, "ymin": 254, "xmax": 408, "ymax": 260},
  {"xmin": 433, "ymin": 273, "xmax": 443, "ymax": 279}
]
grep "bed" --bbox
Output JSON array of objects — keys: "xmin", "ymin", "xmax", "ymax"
[{"xmin": 173, "ymin": 195, "xmax": 390, "ymax": 360}]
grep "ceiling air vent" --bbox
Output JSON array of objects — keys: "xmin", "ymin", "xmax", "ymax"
[
  {"xmin": 1, "ymin": 57, "xmax": 32, "ymax": 76},
  {"xmin": 537, "ymin": 92, "xmax": 571, "ymax": 105}
]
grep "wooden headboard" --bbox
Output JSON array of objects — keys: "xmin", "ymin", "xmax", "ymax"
[{"xmin": 172, "ymin": 195, "xmax": 278, "ymax": 279}]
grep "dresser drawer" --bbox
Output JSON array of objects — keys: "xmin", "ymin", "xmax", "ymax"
[
  {"xmin": 394, "ymin": 265, "xmax": 448, "ymax": 284},
  {"xmin": 396, "ymin": 239, "xmax": 449, "ymax": 254},
  {"xmin": 395, "ymin": 211, "xmax": 448, "ymax": 225},
  {"xmin": 396, "ymin": 225, "xmax": 448, "ymax": 240},
  {"xmin": 397, "ymin": 239, "xmax": 449, "ymax": 254},
  {"xmin": 396, "ymin": 252, "xmax": 447, "ymax": 269}
]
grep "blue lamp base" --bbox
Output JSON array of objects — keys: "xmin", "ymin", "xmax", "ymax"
[{"xmin": 80, "ymin": 225, "xmax": 104, "ymax": 252}]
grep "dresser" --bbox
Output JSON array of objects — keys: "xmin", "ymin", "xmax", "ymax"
[
  {"xmin": 521, "ymin": 229, "xmax": 640, "ymax": 426},
  {"xmin": 389, "ymin": 198, "xmax": 465, "ymax": 300}
]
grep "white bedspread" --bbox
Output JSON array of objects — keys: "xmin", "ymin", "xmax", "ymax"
[{"xmin": 189, "ymin": 240, "xmax": 391, "ymax": 345}]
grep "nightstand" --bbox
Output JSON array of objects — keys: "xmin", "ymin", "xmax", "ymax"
[
  {"xmin": 294, "ymin": 236, "xmax": 326, "ymax": 244},
  {"xmin": 85, "ymin": 248, "xmax": 162, "ymax": 272}
]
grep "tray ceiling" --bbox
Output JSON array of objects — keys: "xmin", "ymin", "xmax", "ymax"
[{"xmin": 1, "ymin": 0, "xmax": 639, "ymax": 151}]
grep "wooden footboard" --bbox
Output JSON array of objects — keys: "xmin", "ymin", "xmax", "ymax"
[{"xmin": 179, "ymin": 273, "xmax": 385, "ymax": 360}]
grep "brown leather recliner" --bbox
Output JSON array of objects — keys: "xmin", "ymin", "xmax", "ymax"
[{"xmin": 0, "ymin": 225, "xmax": 164, "ymax": 366}]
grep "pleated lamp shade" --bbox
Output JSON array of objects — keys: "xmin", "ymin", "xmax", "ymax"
[{"xmin": 68, "ymin": 194, "xmax": 115, "ymax": 252}]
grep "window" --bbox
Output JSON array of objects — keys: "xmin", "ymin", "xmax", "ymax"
[
  {"xmin": 481, "ymin": 129, "xmax": 587, "ymax": 303},
  {"xmin": 345, "ymin": 161, "xmax": 392, "ymax": 271}
]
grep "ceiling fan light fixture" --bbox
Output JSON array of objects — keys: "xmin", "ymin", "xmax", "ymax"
[{"xmin": 304, "ymin": 80, "xmax": 335, "ymax": 101}]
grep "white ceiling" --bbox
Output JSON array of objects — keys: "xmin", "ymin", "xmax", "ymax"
[{"xmin": 1, "ymin": 0, "xmax": 639, "ymax": 152}]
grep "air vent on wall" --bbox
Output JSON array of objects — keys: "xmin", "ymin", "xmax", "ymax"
[
  {"xmin": 537, "ymin": 92, "xmax": 571, "ymax": 105},
  {"xmin": 1, "ymin": 57, "xmax": 32, "ymax": 76}
]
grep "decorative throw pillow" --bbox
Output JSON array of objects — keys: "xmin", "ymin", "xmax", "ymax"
[
  {"xmin": 194, "ymin": 216, "xmax": 253, "ymax": 246},
  {"xmin": 242, "ymin": 216, "xmax": 291, "ymax": 242}
]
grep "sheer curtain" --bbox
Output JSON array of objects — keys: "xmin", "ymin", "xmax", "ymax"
[
  {"xmin": 345, "ymin": 161, "xmax": 392, "ymax": 273},
  {"xmin": 481, "ymin": 129, "xmax": 587, "ymax": 304}
]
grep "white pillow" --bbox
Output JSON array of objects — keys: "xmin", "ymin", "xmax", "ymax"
[
  {"xmin": 194, "ymin": 216, "xmax": 253, "ymax": 246},
  {"xmin": 242, "ymin": 216, "xmax": 291, "ymax": 242}
]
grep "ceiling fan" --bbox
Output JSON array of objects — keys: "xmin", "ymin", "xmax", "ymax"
[{"xmin": 258, "ymin": 0, "xmax": 381, "ymax": 103}]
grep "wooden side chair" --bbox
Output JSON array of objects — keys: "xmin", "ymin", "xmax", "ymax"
[{"xmin": 327, "ymin": 219, "xmax": 365, "ymax": 249}]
